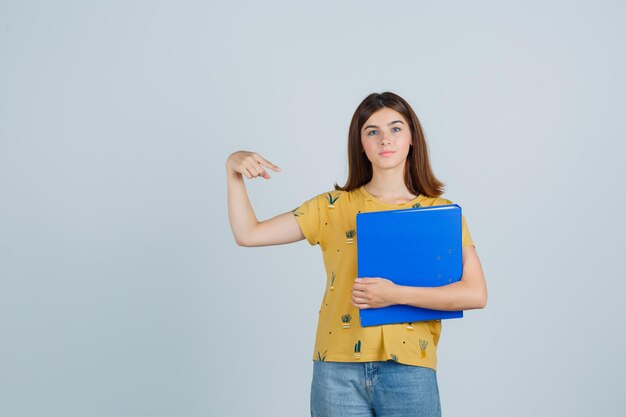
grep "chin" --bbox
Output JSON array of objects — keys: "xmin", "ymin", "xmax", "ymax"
[{"xmin": 379, "ymin": 154, "xmax": 406, "ymax": 164}]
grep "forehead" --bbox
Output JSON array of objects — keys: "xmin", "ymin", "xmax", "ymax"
[{"xmin": 363, "ymin": 108, "xmax": 407, "ymax": 127}]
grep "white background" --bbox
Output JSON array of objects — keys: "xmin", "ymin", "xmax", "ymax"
[{"xmin": 1, "ymin": 1, "xmax": 625, "ymax": 416}]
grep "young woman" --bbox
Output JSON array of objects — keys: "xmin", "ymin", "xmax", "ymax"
[{"xmin": 225, "ymin": 92, "xmax": 487, "ymax": 417}]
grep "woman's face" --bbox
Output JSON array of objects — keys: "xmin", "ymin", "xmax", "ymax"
[{"xmin": 360, "ymin": 107, "xmax": 412, "ymax": 170}]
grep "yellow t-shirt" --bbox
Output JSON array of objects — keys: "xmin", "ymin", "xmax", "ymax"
[{"xmin": 292, "ymin": 185, "xmax": 475, "ymax": 371}]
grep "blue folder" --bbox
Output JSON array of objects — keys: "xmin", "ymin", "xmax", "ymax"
[{"xmin": 356, "ymin": 204, "xmax": 464, "ymax": 327}]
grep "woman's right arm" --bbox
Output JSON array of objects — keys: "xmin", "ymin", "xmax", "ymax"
[{"xmin": 226, "ymin": 151, "xmax": 306, "ymax": 247}]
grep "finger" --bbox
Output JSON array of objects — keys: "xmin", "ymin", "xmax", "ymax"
[
  {"xmin": 243, "ymin": 167, "xmax": 254, "ymax": 179},
  {"xmin": 254, "ymin": 154, "xmax": 282, "ymax": 172},
  {"xmin": 352, "ymin": 294, "xmax": 369, "ymax": 304},
  {"xmin": 251, "ymin": 161, "xmax": 273, "ymax": 179},
  {"xmin": 245, "ymin": 162, "xmax": 263, "ymax": 177},
  {"xmin": 252, "ymin": 162, "xmax": 269, "ymax": 178}
]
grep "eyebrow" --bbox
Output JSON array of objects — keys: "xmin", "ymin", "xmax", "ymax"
[{"xmin": 363, "ymin": 120, "xmax": 405, "ymax": 131}]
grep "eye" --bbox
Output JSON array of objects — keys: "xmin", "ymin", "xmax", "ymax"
[
  {"xmin": 367, "ymin": 130, "xmax": 378, "ymax": 136},
  {"xmin": 392, "ymin": 127, "xmax": 401, "ymax": 132}
]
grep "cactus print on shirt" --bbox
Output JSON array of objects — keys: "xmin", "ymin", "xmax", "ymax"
[{"xmin": 293, "ymin": 185, "xmax": 475, "ymax": 371}]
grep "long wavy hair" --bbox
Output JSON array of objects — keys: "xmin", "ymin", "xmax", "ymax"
[{"xmin": 333, "ymin": 92, "xmax": 444, "ymax": 198}]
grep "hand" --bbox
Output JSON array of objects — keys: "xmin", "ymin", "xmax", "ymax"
[
  {"xmin": 226, "ymin": 150, "xmax": 281, "ymax": 179},
  {"xmin": 351, "ymin": 277, "xmax": 400, "ymax": 309}
]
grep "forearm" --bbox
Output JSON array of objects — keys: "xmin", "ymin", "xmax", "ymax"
[
  {"xmin": 394, "ymin": 280, "xmax": 487, "ymax": 311},
  {"xmin": 226, "ymin": 166, "xmax": 259, "ymax": 246}
]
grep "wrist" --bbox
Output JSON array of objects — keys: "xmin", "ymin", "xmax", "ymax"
[
  {"xmin": 392, "ymin": 283, "xmax": 408, "ymax": 305},
  {"xmin": 226, "ymin": 166, "xmax": 242, "ymax": 178}
]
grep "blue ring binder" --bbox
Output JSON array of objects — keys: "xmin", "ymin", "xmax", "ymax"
[{"xmin": 356, "ymin": 204, "xmax": 464, "ymax": 327}]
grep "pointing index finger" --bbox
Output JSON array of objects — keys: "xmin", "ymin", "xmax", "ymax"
[{"xmin": 256, "ymin": 155, "xmax": 281, "ymax": 172}]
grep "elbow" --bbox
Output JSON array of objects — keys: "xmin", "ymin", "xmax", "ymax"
[
  {"xmin": 233, "ymin": 223, "xmax": 260, "ymax": 247},
  {"xmin": 234, "ymin": 235, "xmax": 250, "ymax": 247},
  {"xmin": 463, "ymin": 287, "xmax": 487, "ymax": 310},
  {"xmin": 475, "ymin": 290, "xmax": 488, "ymax": 309}
]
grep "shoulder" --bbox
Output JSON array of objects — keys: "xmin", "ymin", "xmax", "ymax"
[
  {"xmin": 419, "ymin": 195, "xmax": 453, "ymax": 207},
  {"xmin": 312, "ymin": 189, "xmax": 352, "ymax": 203},
  {"xmin": 296, "ymin": 189, "xmax": 348, "ymax": 209},
  {"xmin": 299, "ymin": 189, "xmax": 363, "ymax": 217}
]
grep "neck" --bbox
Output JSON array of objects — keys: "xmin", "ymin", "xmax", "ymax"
[{"xmin": 364, "ymin": 167, "xmax": 414, "ymax": 200}]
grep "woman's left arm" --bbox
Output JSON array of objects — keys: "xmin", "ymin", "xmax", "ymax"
[{"xmin": 351, "ymin": 246, "xmax": 487, "ymax": 311}]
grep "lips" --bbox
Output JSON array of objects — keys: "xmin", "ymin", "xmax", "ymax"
[{"xmin": 379, "ymin": 151, "xmax": 395, "ymax": 156}]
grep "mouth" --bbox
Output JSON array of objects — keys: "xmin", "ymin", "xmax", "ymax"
[{"xmin": 379, "ymin": 151, "xmax": 395, "ymax": 156}]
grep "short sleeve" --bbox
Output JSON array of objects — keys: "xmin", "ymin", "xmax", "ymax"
[
  {"xmin": 442, "ymin": 198, "xmax": 475, "ymax": 248},
  {"xmin": 461, "ymin": 215, "xmax": 474, "ymax": 247},
  {"xmin": 292, "ymin": 194, "xmax": 322, "ymax": 246}
]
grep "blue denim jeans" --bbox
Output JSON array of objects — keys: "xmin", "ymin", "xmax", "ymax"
[{"xmin": 311, "ymin": 360, "xmax": 441, "ymax": 417}]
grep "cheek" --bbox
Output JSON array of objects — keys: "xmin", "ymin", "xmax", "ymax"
[
  {"xmin": 361, "ymin": 139, "xmax": 375, "ymax": 153},
  {"xmin": 400, "ymin": 136, "xmax": 412, "ymax": 151}
]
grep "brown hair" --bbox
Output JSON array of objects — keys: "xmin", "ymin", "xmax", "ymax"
[{"xmin": 333, "ymin": 92, "xmax": 444, "ymax": 198}]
